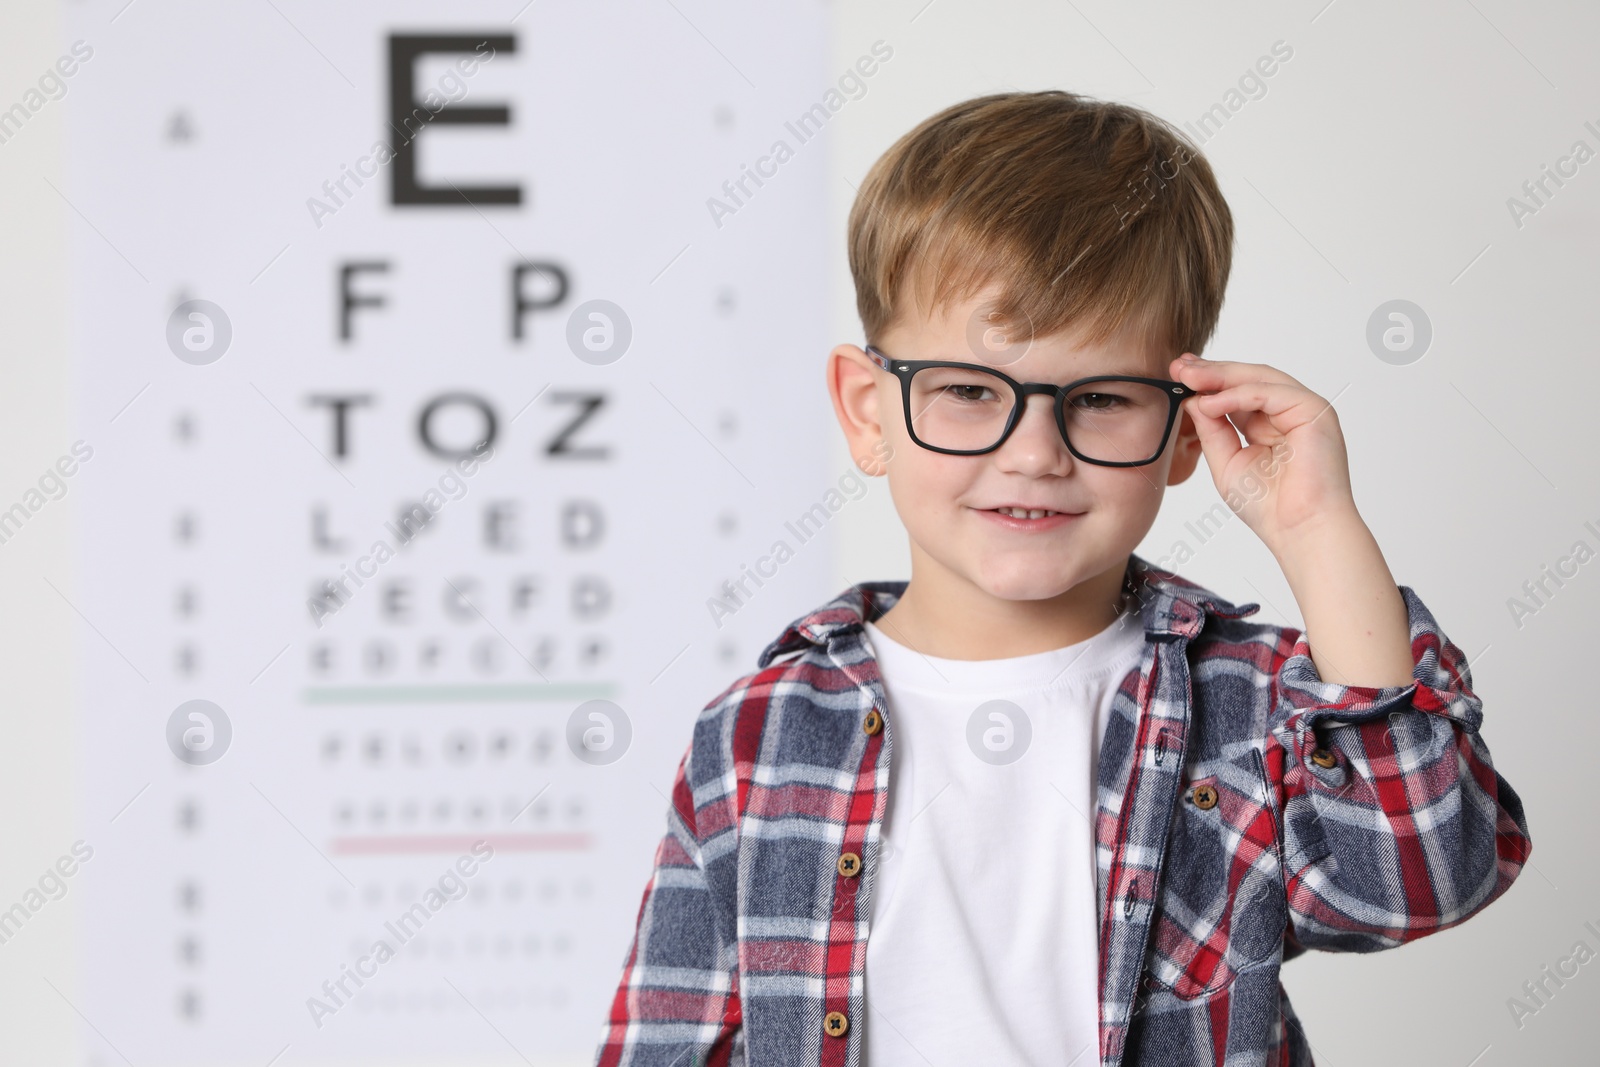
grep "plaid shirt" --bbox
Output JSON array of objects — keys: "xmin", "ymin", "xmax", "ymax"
[{"xmin": 594, "ymin": 554, "xmax": 1531, "ymax": 1066}]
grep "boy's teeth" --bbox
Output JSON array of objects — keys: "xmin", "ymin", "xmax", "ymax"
[{"xmin": 995, "ymin": 507, "xmax": 1057, "ymax": 519}]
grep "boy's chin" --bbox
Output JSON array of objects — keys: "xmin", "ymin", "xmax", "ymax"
[
  {"xmin": 957, "ymin": 545, "xmax": 1137, "ymax": 604},
  {"xmin": 965, "ymin": 565, "xmax": 1092, "ymax": 604}
]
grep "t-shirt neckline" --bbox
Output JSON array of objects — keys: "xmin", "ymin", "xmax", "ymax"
[{"xmin": 862, "ymin": 603, "xmax": 1145, "ymax": 696}]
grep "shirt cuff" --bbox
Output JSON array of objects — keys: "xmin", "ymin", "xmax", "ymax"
[{"xmin": 1271, "ymin": 585, "xmax": 1485, "ymax": 734}]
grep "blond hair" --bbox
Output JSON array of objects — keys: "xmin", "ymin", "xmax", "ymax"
[{"xmin": 848, "ymin": 90, "xmax": 1233, "ymax": 357}]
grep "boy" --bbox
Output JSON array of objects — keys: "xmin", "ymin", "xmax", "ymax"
[{"xmin": 593, "ymin": 91, "xmax": 1531, "ymax": 1066}]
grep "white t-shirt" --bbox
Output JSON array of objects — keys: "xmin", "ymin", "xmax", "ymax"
[{"xmin": 859, "ymin": 605, "xmax": 1145, "ymax": 1067}]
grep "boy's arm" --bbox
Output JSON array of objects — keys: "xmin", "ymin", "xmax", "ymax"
[
  {"xmin": 594, "ymin": 741, "xmax": 742, "ymax": 1067},
  {"xmin": 1171, "ymin": 348, "xmax": 1426, "ymax": 688},
  {"xmin": 1272, "ymin": 510, "xmax": 1413, "ymax": 687},
  {"xmin": 1169, "ymin": 352, "xmax": 1531, "ymax": 948}
]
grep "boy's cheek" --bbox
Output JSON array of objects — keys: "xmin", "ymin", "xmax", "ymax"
[{"xmin": 884, "ymin": 470, "xmax": 963, "ymax": 539}]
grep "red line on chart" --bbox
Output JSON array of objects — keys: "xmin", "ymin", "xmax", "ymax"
[{"xmin": 329, "ymin": 832, "xmax": 593, "ymax": 855}]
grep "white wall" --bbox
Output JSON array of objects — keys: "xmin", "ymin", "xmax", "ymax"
[{"xmin": 0, "ymin": 0, "xmax": 79, "ymax": 1062}]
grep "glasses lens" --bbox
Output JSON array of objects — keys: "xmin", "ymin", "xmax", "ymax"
[
  {"xmin": 1062, "ymin": 380, "xmax": 1175, "ymax": 464},
  {"xmin": 907, "ymin": 365, "xmax": 1015, "ymax": 452}
]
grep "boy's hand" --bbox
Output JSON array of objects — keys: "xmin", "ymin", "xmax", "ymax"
[
  {"xmin": 1169, "ymin": 351, "xmax": 1414, "ymax": 688},
  {"xmin": 1169, "ymin": 352, "xmax": 1355, "ymax": 553}
]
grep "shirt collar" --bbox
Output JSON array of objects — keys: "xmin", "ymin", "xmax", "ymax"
[{"xmin": 755, "ymin": 553, "xmax": 1260, "ymax": 668}]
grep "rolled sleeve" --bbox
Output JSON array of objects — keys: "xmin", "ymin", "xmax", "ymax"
[
  {"xmin": 1272, "ymin": 586, "xmax": 1482, "ymax": 734},
  {"xmin": 1265, "ymin": 585, "xmax": 1531, "ymax": 952}
]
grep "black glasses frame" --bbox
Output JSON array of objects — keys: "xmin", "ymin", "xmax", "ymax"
[{"xmin": 865, "ymin": 344, "xmax": 1197, "ymax": 467}]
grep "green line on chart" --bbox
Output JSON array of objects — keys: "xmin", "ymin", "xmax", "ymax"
[{"xmin": 303, "ymin": 683, "xmax": 617, "ymax": 705}]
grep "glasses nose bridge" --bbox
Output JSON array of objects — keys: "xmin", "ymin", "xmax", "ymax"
[
  {"xmin": 1015, "ymin": 380, "xmax": 1063, "ymax": 412},
  {"xmin": 1006, "ymin": 379, "xmax": 1070, "ymax": 449}
]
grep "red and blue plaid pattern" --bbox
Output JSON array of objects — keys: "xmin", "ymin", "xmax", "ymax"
[{"xmin": 594, "ymin": 554, "xmax": 1531, "ymax": 1066}]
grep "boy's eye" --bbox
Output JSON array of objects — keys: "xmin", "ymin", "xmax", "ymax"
[
  {"xmin": 1071, "ymin": 391, "xmax": 1126, "ymax": 411},
  {"xmin": 912, "ymin": 368, "xmax": 1008, "ymax": 405},
  {"xmin": 948, "ymin": 384, "xmax": 997, "ymax": 403}
]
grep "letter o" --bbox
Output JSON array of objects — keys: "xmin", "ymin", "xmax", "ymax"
[{"xmin": 418, "ymin": 393, "xmax": 497, "ymax": 461}]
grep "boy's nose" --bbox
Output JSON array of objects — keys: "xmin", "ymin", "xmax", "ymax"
[{"xmin": 997, "ymin": 394, "xmax": 1074, "ymax": 470}]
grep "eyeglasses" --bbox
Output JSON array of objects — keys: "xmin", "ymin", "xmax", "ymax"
[{"xmin": 865, "ymin": 344, "xmax": 1196, "ymax": 467}]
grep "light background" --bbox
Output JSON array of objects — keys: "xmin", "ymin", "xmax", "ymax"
[{"xmin": 2, "ymin": 0, "xmax": 1596, "ymax": 1064}]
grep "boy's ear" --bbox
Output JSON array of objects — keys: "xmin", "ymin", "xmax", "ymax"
[
  {"xmin": 1166, "ymin": 409, "xmax": 1203, "ymax": 486},
  {"xmin": 827, "ymin": 344, "xmax": 890, "ymax": 475}
]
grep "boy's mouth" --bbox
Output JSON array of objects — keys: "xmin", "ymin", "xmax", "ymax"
[{"xmin": 974, "ymin": 505, "xmax": 1085, "ymax": 529}]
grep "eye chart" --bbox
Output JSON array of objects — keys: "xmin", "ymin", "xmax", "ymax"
[{"xmin": 60, "ymin": 2, "xmax": 831, "ymax": 1063}]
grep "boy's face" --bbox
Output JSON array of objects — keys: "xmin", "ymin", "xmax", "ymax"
[{"xmin": 828, "ymin": 284, "xmax": 1203, "ymax": 610}]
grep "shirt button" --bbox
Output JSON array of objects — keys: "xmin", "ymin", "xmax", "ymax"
[
  {"xmin": 1310, "ymin": 748, "xmax": 1337, "ymax": 769},
  {"xmin": 1190, "ymin": 784, "xmax": 1218, "ymax": 810},
  {"xmin": 824, "ymin": 1010, "xmax": 849, "ymax": 1037},
  {"xmin": 837, "ymin": 852, "xmax": 861, "ymax": 878},
  {"xmin": 861, "ymin": 709, "xmax": 883, "ymax": 735}
]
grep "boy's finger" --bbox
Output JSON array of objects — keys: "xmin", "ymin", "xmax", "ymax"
[
  {"xmin": 1171, "ymin": 356, "xmax": 1305, "ymax": 392},
  {"xmin": 1184, "ymin": 397, "xmax": 1243, "ymax": 474},
  {"xmin": 1193, "ymin": 382, "xmax": 1320, "ymax": 423}
]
